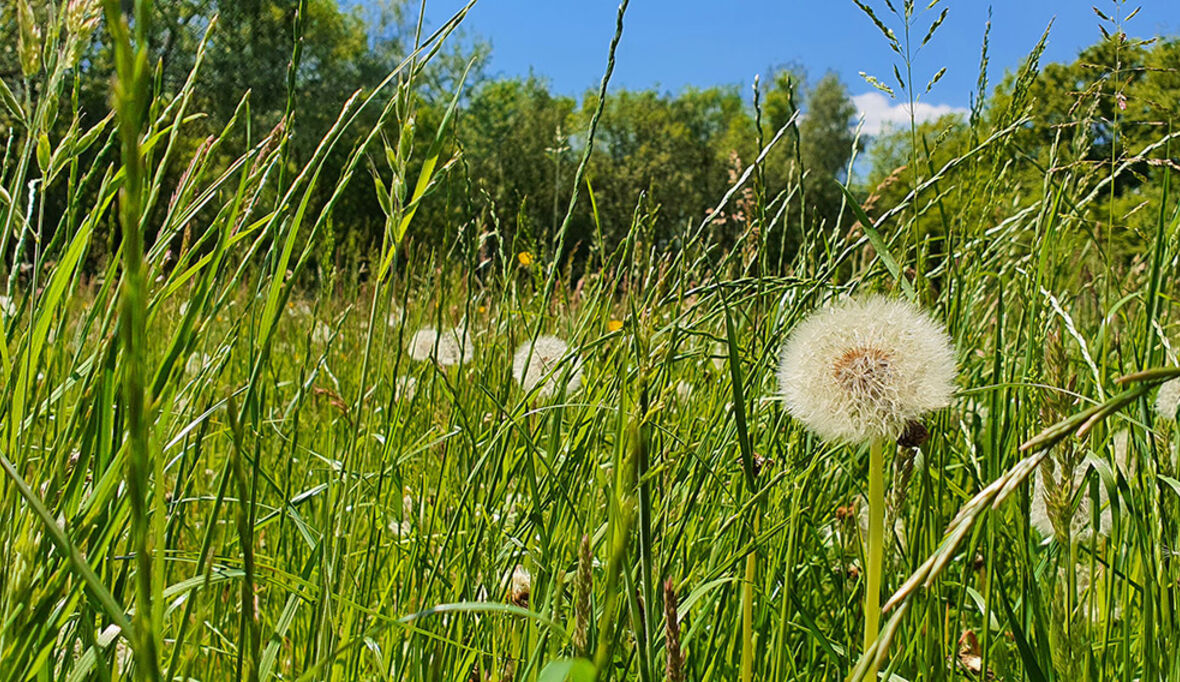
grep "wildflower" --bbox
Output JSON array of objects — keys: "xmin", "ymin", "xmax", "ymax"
[
  {"xmin": 513, "ymin": 335, "xmax": 582, "ymax": 397},
  {"xmin": 779, "ymin": 295, "xmax": 954, "ymax": 672},
  {"xmin": 778, "ymin": 295, "xmax": 956, "ymax": 444},
  {"xmin": 1156, "ymin": 378, "xmax": 1180, "ymax": 421},
  {"xmin": 408, "ymin": 327, "xmax": 474, "ymax": 366},
  {"xmin": 608, "ymin": 319, "xmax": 624, "ymax": 332},
  {"xmin": 517, "ymin": 251, "xmax": 533, "ymax": 267}
]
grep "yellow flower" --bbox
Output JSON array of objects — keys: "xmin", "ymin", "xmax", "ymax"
[
  {"xmin": 478, "ymin": 305, "xmax": 487, "ymax": 314},
  {"xmin": 517, "ymin": 251, "xmax": 533, "ymax": 267},
  {"xmin": 607, "ymin": 319, "xmax": 624, "ymax": 332}
]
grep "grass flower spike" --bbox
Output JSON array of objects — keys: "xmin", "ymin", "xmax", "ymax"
[
  {"xmin": 778, "ymin": 295, "xmax": 957, "ymax": 444},
  {"xmin": 513, "ymin": 335, "xmax": 582, "ymax": 397}
]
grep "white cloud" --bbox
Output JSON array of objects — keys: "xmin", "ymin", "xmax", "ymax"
[{"xmin": 851, "ymin": 92, "xmax": 968, "ymax": 136}]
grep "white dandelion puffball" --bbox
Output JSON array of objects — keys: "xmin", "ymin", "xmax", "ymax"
[
  {"xmin": 508, "ymin": 564, "xmax": 531, "ymax": 605},
  {"xmin": 1157, "ymin": 378, "xmax": 1180, "ymax": 421},
  {"xmin": 778, "ymin": 296, "xmax": 956, "ymax": 444},
  {"xmin": 388, "ymin": 305, "xmax": 405, "ymax": 328},
  {"xmin": 513, "ymin": 335, "xmax": 582, "ymax": 397},
  {"xmin": 395, "ymin": 375, "xmax": 417, "ymax": 400},
  {"xmin": 408, "ymin": 327, "xmax": 474, "ymax": 366},
  {"xmin": 312, "ymin": 321, "xmax": 333, "ymax": 345}
]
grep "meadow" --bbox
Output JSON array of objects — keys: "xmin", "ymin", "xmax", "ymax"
[{"xmin": 3, "ymin": 0, "xmax": 1180, "ymax": 680}]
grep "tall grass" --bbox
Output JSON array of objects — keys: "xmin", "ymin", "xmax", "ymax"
[{"xmin": 2, "ymin": 0, "xmax": 1179, "ymax": 680}]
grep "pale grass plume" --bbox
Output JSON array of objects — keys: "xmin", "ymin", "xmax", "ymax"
[
  {"xmin": 778, "ymin": 295, "xmax": 956, "ymax": 444},
  {"xmin": 513, "ymin": 335, "xmax": 582, "ymax": 397}
]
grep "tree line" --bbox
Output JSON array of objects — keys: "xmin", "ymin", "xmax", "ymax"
[{"xmin": 2, "ymin": 0, "xmax": 1177, "ymax": 278}]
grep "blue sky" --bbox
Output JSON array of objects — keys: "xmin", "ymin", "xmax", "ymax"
[{"xmin": 397, "ymin": 0, "xmax": 1180, "ymax": 134}]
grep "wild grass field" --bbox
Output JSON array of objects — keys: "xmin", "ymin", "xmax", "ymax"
[{"xmin": 3, "ymin": 0, "xmax": 1180, "ymax": 680}]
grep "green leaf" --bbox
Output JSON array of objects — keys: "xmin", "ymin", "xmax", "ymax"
[
  {"xmin": 0, "ymin": 77, "xmax": 23, "ymax": 123},
  {"xmin": 835, "ymin": 180, "xmax": 916, "ymax": 300},
  {"xmin": 538, "ymin": 658, "xmax": 596, "ymax": 682}
]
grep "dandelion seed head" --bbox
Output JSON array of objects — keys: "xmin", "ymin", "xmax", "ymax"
[
  {"xmin": 513, "ymin": 335, "xmax": 581, "ymax": 397},
  {"xmin": 312, "ymin": 321, "xmax": 333, "ymax": 345},
  {"xmin": 408, "ymin": 327, "xmax": 474, "ymax": 366},
  {"xmin": 508, "ymin": 564, "xmax": 531, "ymax": 605},
  {"xmin": 778, "ymin": 296, "xmax": 956, "ymax": 444},
  {"xmin": 395, "ymin": 375, "xmax": 417, "ymax": 400},
  {"xmin": 1156, "ymin": 378, "xmax": 1180, "ymax": 421}
]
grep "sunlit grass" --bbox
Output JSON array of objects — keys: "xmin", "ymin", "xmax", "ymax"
[{"xmin": 2, "ymin": 0, "xmax": 1180, "ymax": 680}]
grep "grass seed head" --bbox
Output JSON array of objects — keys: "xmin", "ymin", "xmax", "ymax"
[{"xmin": 778, "ymin": 295, "xmax": 956, "ymax": 444}]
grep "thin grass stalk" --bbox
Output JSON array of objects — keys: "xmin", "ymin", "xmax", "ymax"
[
  {"xmin": 863, "ymin": 438, "xmax": 885, "ymax": 678},
  {"xmin": 740, "ymin": 520, "xmax": 756, "ymax": 682}
]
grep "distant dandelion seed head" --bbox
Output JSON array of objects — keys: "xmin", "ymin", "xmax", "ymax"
[
  {"xmin": 408, "ymin": 327, "xmax": 474, "ymax": 366},
  {"xmin": 508, "ymin": 564, "xmax": 531, "ymax": 606},
  {"xmin": 312, "ymin": 321, "xmax": 333, "ymax": 345},
  {"xmin": 1156, "ymin": 378, "xmax": 1180, "ymax": 421},
  {"xmin": 778, "ymin": 295, "xmax": 956, "ymax": 444},
  {"xmin": 395, "ymin": 375, "xmax": 418, "ymax": 400},
  {"xmin": 513, "ymin": 335, "xmax": 582, "ymax": 397}
]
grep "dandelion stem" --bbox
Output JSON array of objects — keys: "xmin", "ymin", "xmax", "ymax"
[{"xmin": 864, "ymin": 437, "xmax": 886, "ymax": 676}]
